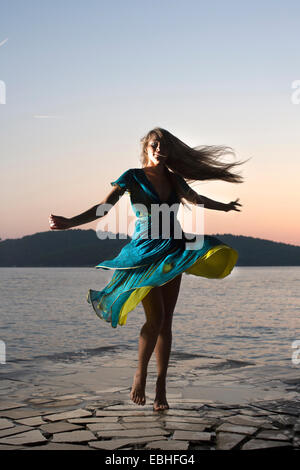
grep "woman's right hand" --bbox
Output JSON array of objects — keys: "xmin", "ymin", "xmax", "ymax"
[{"xmin": 49, "ymin": 214, "xmax": 73, "ymax": 230}]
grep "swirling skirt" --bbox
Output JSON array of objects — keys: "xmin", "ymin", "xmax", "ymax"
[{"xmin": 87, "ymin": 234, "xmax": 238, "ymax": 328}]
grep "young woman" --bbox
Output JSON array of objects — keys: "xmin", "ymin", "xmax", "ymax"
[{"xmin": 49, "ymin": 127, "xmax": 245, "ymax": 411}]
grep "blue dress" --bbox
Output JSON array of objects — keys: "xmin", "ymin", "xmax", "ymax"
[{"xmin": 87, "ymin": 168, "xmax": 238, "ymax": 328}]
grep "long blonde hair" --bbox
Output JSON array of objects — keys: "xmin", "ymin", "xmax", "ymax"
[{"xmin": 140, "ymin": 127, "xmax": 249, "ymax": 205}]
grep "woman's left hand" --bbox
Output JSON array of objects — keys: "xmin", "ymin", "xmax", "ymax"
[{"xmin": 224, "ymin": 198, "xmax": 242, "ymax": 212}]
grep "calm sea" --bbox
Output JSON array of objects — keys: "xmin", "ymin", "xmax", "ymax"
[{"xmin": 0, "ymin": 266, "xmax": 299, "ymax": 377}]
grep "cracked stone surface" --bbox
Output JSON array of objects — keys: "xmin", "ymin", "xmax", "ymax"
[{"xmin": 1, "ymin": 356, "xmax": 300, "ymax": 451}]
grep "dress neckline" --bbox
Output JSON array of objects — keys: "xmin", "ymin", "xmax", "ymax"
[{"xmin": 139, "ymin": 168, "xmax": 175, "ymax": 203}]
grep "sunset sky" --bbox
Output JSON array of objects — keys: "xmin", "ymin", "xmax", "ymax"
[{"xmin": 1, "ymin": 0, "xmax": 300, "ymax": 245}]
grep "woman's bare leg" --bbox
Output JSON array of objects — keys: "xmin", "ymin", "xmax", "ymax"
[
  {"xmin": 153, "ymin": 274, "xmax": 182, "ymax": 411},
  {"xmin": 130, "ymin": 286, "xmax": 165, "ymax": 406}
]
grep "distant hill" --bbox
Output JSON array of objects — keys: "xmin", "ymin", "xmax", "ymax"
[{"xmin": 0, "ymin": 230, "xmax": 299, "ymax": 267}]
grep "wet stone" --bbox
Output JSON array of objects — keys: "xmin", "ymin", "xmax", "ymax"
[
  {"xmin": 269, "ymin": 414, "xmax": 297, "ymax": 427},
  {"xmin": 216, "ymin": 432, "xmax": 246, "ymax": 450},
  {"xmin": 44, "ymin": 408, "xmax": 92, "ymax": 422},
  {"xmin": 88, "ymin": 436, "xmax": 166, "ymax": 451},
  {"xmin": 95, "ymin": 410, "xmax": 155, "ymax": 417},
  {"xmin": 27, "ymin": 398, "xmax": 56, "ymax": 405},
  {"xmin": 68, "ymin": 417, "xmax": 119, "ymax": 424},
  {"xmin": 160, "ymin": 416, "xmax": 218, "ymax": 426},
  {"xmin": 103, "ymin": 404, "xmax": 154, "ymax": 411},
  {"xmin": 146, "ymin": 440, "xmax": 189, "ymax": 450},
  {"xmin": 223, "ymin": 414, "xmax": 267, "ymax": 427},
  {"xmin": 121, "ymin": 422, "xmax": 165, "ymax": 430},
  {"xmin": 240, "ymin": 408, "xmax": 271, "ymax": 417},
  {"xmin": 41, "ymin": 399, "xmax": 82, "ymax": 408},
  {"xmin": 216, "ymin": 423, "xmax": 257, "ymax": 435},
  {"xmin": 40, "ymin": 421, "xmax": 84, "ymax": 434},
  {"xmin": 52, "ymin": 430, "xmax": 97, "ymax": 443},
  {"xmin": 96, "ymin": 428, "xmax": 168, "ymax": 439},
  {"xmin": 242, "ymin": 439, "xmax": 293, "ymax": 450},
  {"xmin": 0, "ymin": 429, "xmax": 47, "ymax": 446},
  {"xmin": 251, "ymin": 399, "xmax": 300, "ymax": 416},
  {"xmin": 161, "ymin": 409, "xmax": 202, "ymax": 418},
  {"xmin": 201, "ymin": 409, "xmax": 237, "ymax": 418},
  {"xmin": 163, "ymin": 422, "xmax": 207, "ymax": 432},
  {"xmin": 87, "ymin": 423, "xmax": 125, "ymax": 432},
  {"xmin": 256, "ymin": 430, "xmax": 291, "ymax": 441},
  {"xmin": 172, "ymin": 431, "xmax": 212, "ymax": 442},
  {"xmin": 51, "ymin": 394, "xmax": 88, "ymax": 400},
  {"xmin": 293, "ymin": 437, "xmax": 300, "ymax": 448},
  {"xmin": 122, "ymin": 416, "xmax": 160, "ymax": 423},
  {"xmin": 294, "ymin": 422, "xmax": 300, "ymax": 433},
  {"xmin": 95, "ymin": 387, "xmax": 130, "ymax": 394}
]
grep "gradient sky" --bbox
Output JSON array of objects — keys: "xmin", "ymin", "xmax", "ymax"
[{"xmin": 1, "ymin": 0, "xmax": 300, "ymax": 245}]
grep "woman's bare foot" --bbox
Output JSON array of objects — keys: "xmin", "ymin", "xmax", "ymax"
[
  {"xmin": 130, "ymin": 372, "xmax": 146, "ymax": 406},
  {"xmin": 153, "ymin": 379, "xmax": 169, "ymax": 411}
]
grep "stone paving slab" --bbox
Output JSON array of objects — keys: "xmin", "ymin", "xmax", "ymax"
[
  {"xmin": 255, "ymin": 430, "xmax": 292, "ymax": 441},
  {"xmin": 40, "ymin": 399, "xmax": 82, "ymax": 408},
  {"xmin": 0, "ymin": 409, "xmax": 48, "ymax": 420},
  {"xmin": 173, "ymin": 430, "xmax": 213, "ymax": 442},
  {"xmin": 163, "ymin": 422, "xmax": 207, "ymax": 432},
  {"xmin": 20, "ymin": 442, "xmax": 93, "ymax": 450},
  {"xmin": 88, "ymin": 435, "xmax": 166, "ymax": 451},
  {"xmin": 160, "ymin": 415, "xmax": 218, "ymax": 425},
  {"xmin": 16, "ymin": 416, "xmax": 46, "ymax": 427},
  {"xmin": 121, "ymin": 421, "xmax": 167, "ymax": 430},
  {"xmin": 50, "ymin": 394, "xmax": 88, "ymax": 400},
  {"xmin": 0, "ymin": 429, "xmax": 47, "ymax": 446},
  {"xmin": 251, "ymin": 399, "xmax": 300, "ymax": 416},
  {"xmin": 27, "ymin": 398, "xmax": 56, "ymax": 405},
  {"xmin": 44, "ymin": 409, "xmax": 92, "ymax": 422},
  {"xmin": 158, "ymin": 409, "xmax": 203, "ymax": 417},
  {"xmin": 68, "ymin": 417, "xmax": 119, "ymax": 424},
  {"xmin": 0, "ymin": 389, "xmax": 299, "ymax": 451},
  {"xmin": 96, "ymin": 428, "xmax": 169, "ymax": 439},
  {"xmin": 146, "ymin": 440, "xmax": 189, "ymax": 450},
  {"xmin": 121, "ymin": 416, "xmax": 161, "ymax": 422},
  {"xmin": 0, "ymin": 425, "xmax": 34, "ymax": 439},
  {"xmin": 242, "ymin": 439, "xmax": 293, "ymax": 450},
  {"xmin": 52, "ymin": 430, "xmax": 97, "ymax": 443},
  {"xmin": 216, "ymin": 423, "xmax": 257, "ymax": 435},
  {"xmin": 0, "ymin": 444, "xmax": 27, "ymax": 450},
  {"xmin": 95, "ymin": 410, "xmax": 156, "ymax": 417},
  {"xmin": 87, "ymin": 423, "xmax": 125, "ymax": 432},
  {"xmin": 40, "ymin": 421, "xmax": 84, "ymax": 434},
  {"xmin": 221, "ymin": 414, "xmax": 268, "ymax": 427},
  {"xmin": 0, "ymin": 419, "xmax": 15, "ymax": 430},
  {"xmin": 0, "ymin": 402, "xmax": 26, "ymax": 412},
  {"xmin": 216, "ymin": 432, "xmax": 246, "ymax": 450}
]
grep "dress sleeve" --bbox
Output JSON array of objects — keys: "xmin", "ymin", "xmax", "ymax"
[{"xmin": 110, "ymin": 169, "xmax": 131, "ymax": 194}]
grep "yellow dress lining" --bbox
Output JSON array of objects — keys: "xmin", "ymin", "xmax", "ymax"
[{"xmin": 116, "ymin": 244, "xmax": 238, "ymax": 326}]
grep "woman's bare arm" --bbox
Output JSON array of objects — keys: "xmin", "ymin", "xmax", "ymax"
[
  {"xmin": 182, "ymin": 186, "xmax": 242, "ymax": 212},
  {"xmin": 49, "ymin": 184, "xmax": 126, "ymax": 230}
]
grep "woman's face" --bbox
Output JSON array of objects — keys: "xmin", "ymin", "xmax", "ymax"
[{"xmin": 146, "ymin": 136, "xmax": 169, "ymax": 166}]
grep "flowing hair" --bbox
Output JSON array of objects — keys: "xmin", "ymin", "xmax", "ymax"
[{"xmin": 140, "ymin": 127, "xmax": 249, "ymax": 206}]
